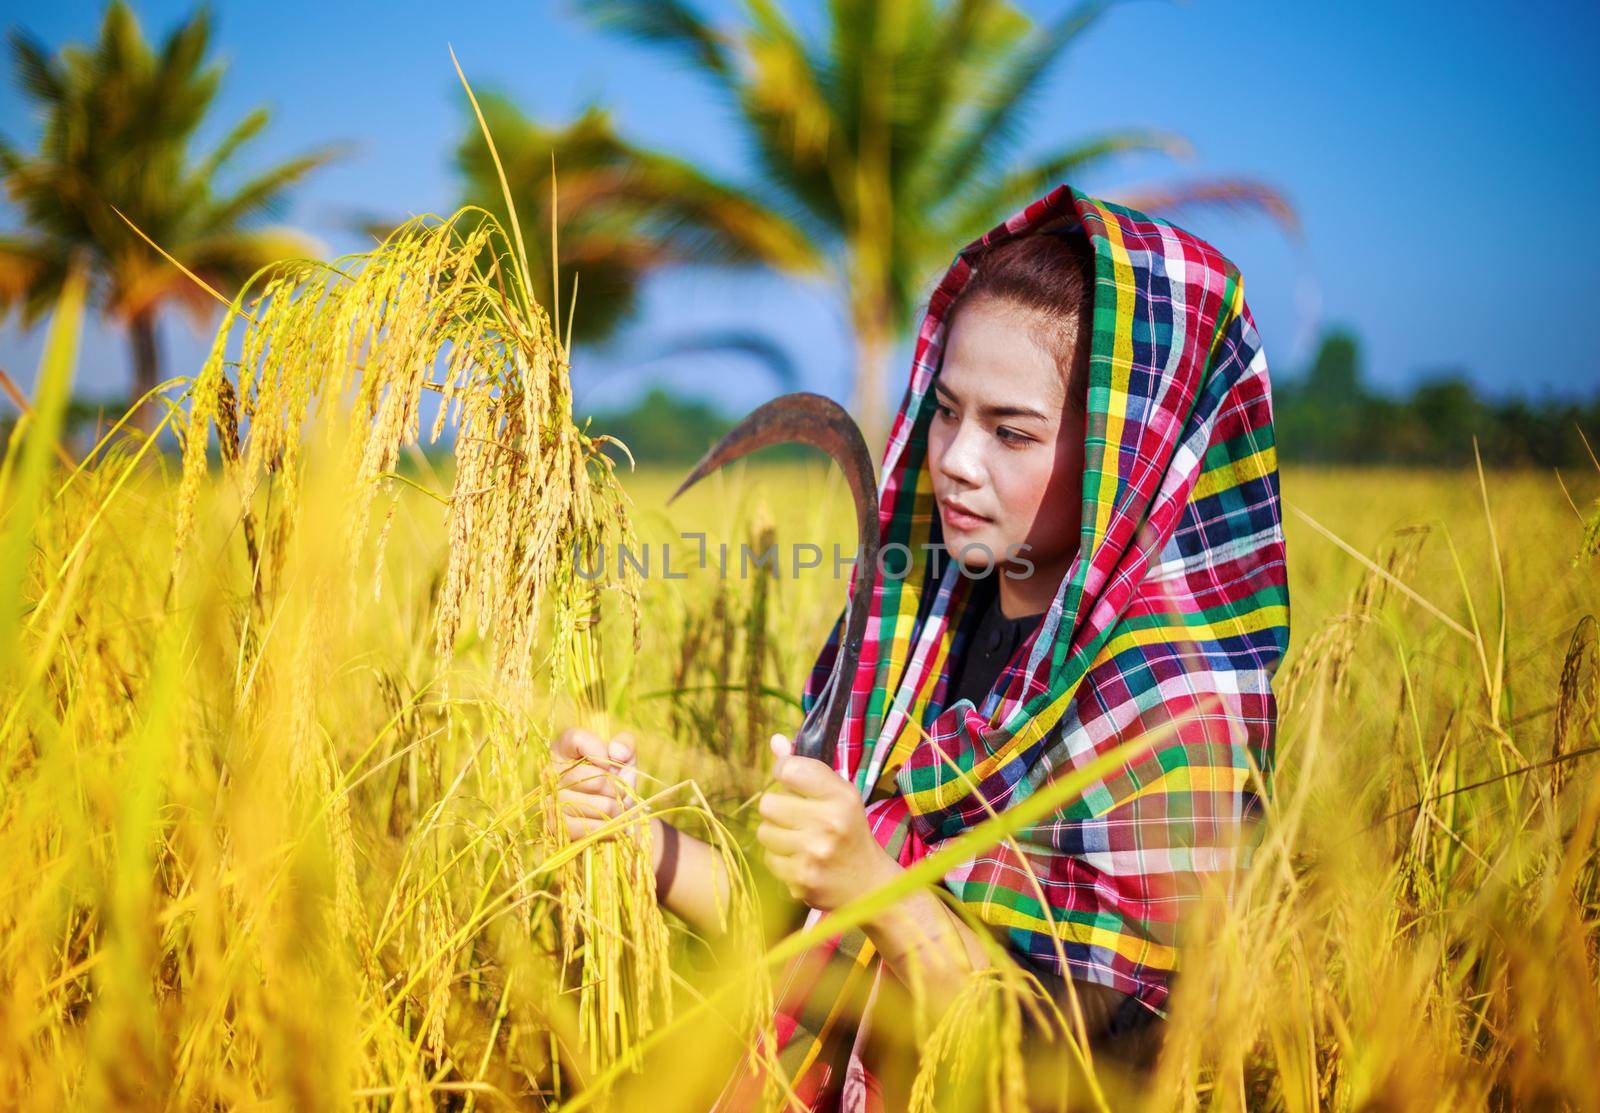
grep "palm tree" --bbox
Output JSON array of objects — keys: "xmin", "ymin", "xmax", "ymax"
[
  {"xmin": 584, "ymin": 0, "xmax": 1297, "ymax": 448},
  {"xmin": 454, "ymin": 92, "xmax": 824, "ymax": 349},
  {"xmin": 0, "ymin": 2, "xmax": 342, "ymax": 427}
]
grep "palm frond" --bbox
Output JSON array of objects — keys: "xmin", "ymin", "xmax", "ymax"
[
  {"xmin": 896, "ymin": 0, "xmax": 1010, "ymax": 147},
  {"xmin": 155, "ymin": 1, "xmax": 210, "ymax": 77},
  {"xmin": 7, "ymin": 29, "xmax": 65, "ymax": 104},
  {"xmin": 91, "ymin": 1, "xmax": 149, "ymax": 88},
  {"xmin": 192, "ymin": 106, "xmax": 270, "ymax": 184},
  {"xmin": 116, "ymin": 226, "xmax": 324, "ymax": 325},
  {"xmin": 585, "ymin": 0, "xmax": 734, "ymax": 81},
  {"xmin": 0, "ymin": 132, "xmax": 26, "ymax": 178},
  {"xmin": 938, "ymin": 128, "xmax": 1194, "ymax": 240},
  {"xmin": 201, "ymin": 144, "xmax": 347, "ymax": 229},
  {"xmin": 0, "ymin": 237, "xmax": 66, "ymax": 325},
  {"xmin": 1113, "ymin": 177, "xmax": 1302, "ymax": 238},
  {"xmin": 740, "ymin": 0, "xmax": 838, "ymax": 181},
  {"xmin": 451, "ymin": 92, "xmax": 821, "ymax": 345},
  {"xmin": 925, "ymin": 1, "xmax": 1116, "ymax": 197},
  {"xmin": 615, "ymin": 147, "xmax": 824, "ymax": 273}
]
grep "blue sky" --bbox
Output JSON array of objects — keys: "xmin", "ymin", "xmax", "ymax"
[{"xmin": 3, "ymin": 0, "xmax": 1598, "ymax": 415}]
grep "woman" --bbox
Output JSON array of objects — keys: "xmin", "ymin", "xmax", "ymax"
[{"xmin": 555, "ymin": 184, "xmax": 1290, "ymax": 1108}]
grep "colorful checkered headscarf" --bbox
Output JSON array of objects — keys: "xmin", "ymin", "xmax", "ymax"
[{"xmin": 726, "ymin": 183, "xmax": 1289, "ymax": 1107}]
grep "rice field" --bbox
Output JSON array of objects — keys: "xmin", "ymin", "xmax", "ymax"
[
  {"xmin": 4, "ymin": 414, "xmax": 1598, "ymax": 1110},
  {"xmin": 2, "ymin": 215, "xmax": 1599, "ymax": 1109}
]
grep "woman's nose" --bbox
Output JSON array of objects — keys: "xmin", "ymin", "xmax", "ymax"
[{"xmin": 938, "ymin": 419, "xmax": 985, "ymax": 486}]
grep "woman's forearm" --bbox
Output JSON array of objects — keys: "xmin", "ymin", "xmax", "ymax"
[
  {"xmin": 859, "ymin": 871, "xmax": 993, "ymax": 1020},
  {"xmin": 860, "ymin": 878, "xmax": 1130, "ymax": 1037},
  {"xmin": 648, "ymin": 818, "xmax": 732, "ymax": 938}
]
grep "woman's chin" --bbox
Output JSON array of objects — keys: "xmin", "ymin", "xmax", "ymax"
[{"xmin": 942, "ymin": 529, "xmax": 1004, "ymax": 572}]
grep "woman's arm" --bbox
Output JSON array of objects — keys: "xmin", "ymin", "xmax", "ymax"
[
  {"xmin": 754, "ymin": 733, "xmax": 1138, "ymax": 1033},
  {"xmin": 856, "ymin": 862, "xmax": 990, "ymax": 1017},
  {"xmin": 647, "ymin": 817, "xmax": 734, "ymax": 938},
  {"xmin": 755, "ymin": 736, "xmax": 995, "ymax": 1024},
  {"xmin": 855, "ymin": 858, "xmax": 1131, "ymax": 1035}
]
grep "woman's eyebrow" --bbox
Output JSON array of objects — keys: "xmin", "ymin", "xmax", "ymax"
[{"xmin": 934, "ymin": 380, "xmax": 1049, "ymax": 422}]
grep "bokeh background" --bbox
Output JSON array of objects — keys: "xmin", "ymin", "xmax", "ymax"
[{"xmin": 3, "ymin": 0, "xmax": 1599, "ymax": 461}]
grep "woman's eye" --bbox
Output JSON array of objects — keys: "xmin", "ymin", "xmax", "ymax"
[
  {"xmin": 934, "ymin": 402, "xmax": 956, "ymax": 420},
  {"xmin": 996, "ymin": 426, "xmax": 1032, "ymax": 446}
]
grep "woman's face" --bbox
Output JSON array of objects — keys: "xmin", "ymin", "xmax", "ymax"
[{"xmin": 927, "ymin": 295, "xmax": 1088, "ymax": 585}]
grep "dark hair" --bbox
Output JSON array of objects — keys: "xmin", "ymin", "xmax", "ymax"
[{"xmin": 945, "ymin": 229, "xmax": 1096, "ymax": 404}]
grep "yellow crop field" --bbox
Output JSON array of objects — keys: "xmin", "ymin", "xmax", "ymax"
[
  {"xmin": 2, "ymin": 183, "xmax": 1597, "ymax": 1112},
  {"xmin": 4, "ymin": 346, "xmax": 1598, "ymax": 1111}
]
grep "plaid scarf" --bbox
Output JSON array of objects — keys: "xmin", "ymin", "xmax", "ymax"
[{"xmin": 720, "ymin": 184, "xmax": 1289, "ymax": 1109}]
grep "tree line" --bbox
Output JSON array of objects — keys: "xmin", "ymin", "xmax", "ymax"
[
  {"xmin": 586, "ymin": 332, "xmax": 1600, "ymax": 469},
  {"xmin": 1275, "ymin": 331, "xmax": 1600, "ymax": 468}
]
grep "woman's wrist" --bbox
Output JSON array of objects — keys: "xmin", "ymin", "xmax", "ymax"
[
  {"xmin": 649, "ymin": 817, "xmax": 679, "ymax": 898},
  {"xmin": 858, "ymin": 853, "xmax": 923, "ymax": 957},
  {"xmin": 646, "ymin": 818, "xmax": 734, "ymax": 937},
  {"xmin": 861, "ymin": 860, "xmax": 985, "ymax": 990}
]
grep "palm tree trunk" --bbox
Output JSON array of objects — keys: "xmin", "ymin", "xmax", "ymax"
[
  {"xmin": 128, "ymin": 311, "xmax": 160, "ymax": 431},
  {"xmin": 851, "ymin": 301, "xmax": 894, "ymax": 463}
]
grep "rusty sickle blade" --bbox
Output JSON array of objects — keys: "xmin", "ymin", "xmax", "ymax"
[{"xmin": 667, "ymin": 392, "xmax": 880, "ymax": 769}]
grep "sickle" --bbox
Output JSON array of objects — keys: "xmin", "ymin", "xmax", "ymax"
[{"xmin": 667, "ymin": 392, "xmax": 880, "ymax": 769}]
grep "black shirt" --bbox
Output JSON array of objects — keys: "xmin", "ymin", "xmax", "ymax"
[{"xmin": 945, "ymin": 575, "xmax": 1046, "ymax": 713}]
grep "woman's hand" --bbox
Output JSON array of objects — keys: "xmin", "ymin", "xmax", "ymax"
[
  {"xmin": 756, "ymin": 733, "xmax": 899, "ymax": 912},
  {"xmin": 552, "ymin": 726, "xmax": 738, "ymax": 936},
  {"xmin": 552, "ymin": 726, "xmax": 645, "ymax": 843},
  {"xmin": 756, "ymin": 739, "xmax": 999, "ymax": 1034}
]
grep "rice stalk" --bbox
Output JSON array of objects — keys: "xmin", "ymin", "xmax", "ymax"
[
  {"xmin": 143, "ymin": 61, "xmax": 671, "ymax": 1088},
  {"xmin": 1551, "ymin": 616, "xmax": 1598, "ymax": 801},
  {"xmin": 908, "ymin": 967, "xmax": 1028, "ymax": 1113},
  {"xmin": 0, "ymin": 265, "xmax": 87, "ymax": 678}
]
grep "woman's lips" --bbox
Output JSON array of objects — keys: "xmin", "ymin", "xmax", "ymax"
[{"xmin": 940, "ymin": 499, "xmax": 991, "ymax": 531}]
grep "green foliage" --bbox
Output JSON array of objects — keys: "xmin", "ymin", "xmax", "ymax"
[
  {"xmin": 583, "ymin": 386, "xmax": 814, "ymax": 466},
  {"xmin": 452, "ymin": 93, "xmax": 821, "ymax": 347},
  {"xmin": 1275, "ymin": 329, "xmax": 1600, "ymax": 467},
  {"xmin": 0, "ymin": 1, "xmax": 341, "ymax": 407}
]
